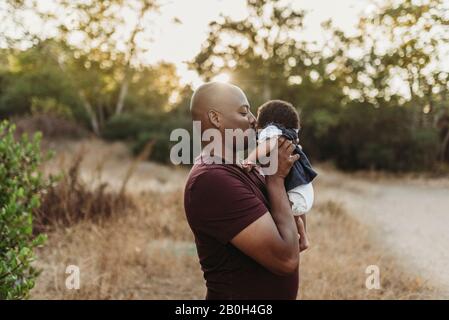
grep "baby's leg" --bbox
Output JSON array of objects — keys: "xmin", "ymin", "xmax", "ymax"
[
  {"xmin": 294, "ymin": 214, "xmax": 309, "ymax": 252},
  {"xmin": 289, "ymin": 189, "xmax": 310, "ymax": 251}
]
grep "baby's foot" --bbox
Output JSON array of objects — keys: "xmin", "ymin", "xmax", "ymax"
[{"xmin": 299, "ymin": 233, "xmax": 310, "ymax": 252}]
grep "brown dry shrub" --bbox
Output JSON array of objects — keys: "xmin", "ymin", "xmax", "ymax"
[
  {"xmin": 34, "ymin": 153, "xmax": 135, "ymax": 233},
  {"xmin": 31, "ymin": 190, "xmax": 202, "ymax": 299}
]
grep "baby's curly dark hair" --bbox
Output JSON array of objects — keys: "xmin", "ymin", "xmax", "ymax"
[{"xmin": 256, "ymin": 100, "xmax": 300, "ymax": 130}]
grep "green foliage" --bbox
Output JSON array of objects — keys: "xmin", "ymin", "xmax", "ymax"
[
  {"xmin": 189, "ymin": 0, "xmax": 448, "ymax": 172},
  {"xmin": 0, "ymin": 44, "xmax": 85, "ymax": 121},
  {"xmin": 133, "ymin": 131, "xmax": 172, "ymax": 163},
  {"xmin": 334, "ymin": 104, "xmax": 439, "ymax": 171},
  {"xmin": 102, "ymin": 113, "xmax": 151, "ymax": 140},
  {"xmin": 103, "ymin": 110, "xmax": 191, "ymax": 163},
  {"xmin": 0, "ymin": 40, "xmax": 184, "ymax": 135},
  {"xmin": 0, "ymin": 120, "xmax": 50, "ymax": 299},
  {"xmin": 30, "ymin": 97, "xmax": 74, "ymax": 119}
]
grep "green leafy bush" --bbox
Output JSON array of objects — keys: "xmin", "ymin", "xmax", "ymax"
[
  {"xmin": 102, "ymin": 113, "xmax": 150, "ymax": 140},
  {"xmin": 103, "ymin": 112, "xmax": 191, "ymax": 164},
  {"xmin": 0, "ymin": 120, "xmax": 50, "ymax": 299},
  {"xmin": 132, "ymin": 131, "xmax": 172, "ymax": 163}
]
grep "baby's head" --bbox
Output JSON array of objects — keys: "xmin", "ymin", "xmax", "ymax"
[{"xmin": 256, "ymin": 100, "xmax": 300, "ymax": 130}]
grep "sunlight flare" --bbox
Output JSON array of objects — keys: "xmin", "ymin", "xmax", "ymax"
[{"xmin": 211, "ymin": 72, "xmax": 231, "ymax": 83}]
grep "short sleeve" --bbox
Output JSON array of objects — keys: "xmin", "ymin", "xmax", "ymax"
[{"xmin": 186, "ymin": 168, "xmax": 268, "ymax": 244}]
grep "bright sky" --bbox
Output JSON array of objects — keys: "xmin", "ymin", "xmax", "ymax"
[{"xmin": 146, "ymin": 0, "xmax": 370, "ymax": 86}]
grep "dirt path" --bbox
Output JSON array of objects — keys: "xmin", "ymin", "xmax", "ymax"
[{"xmin": 316, "ymin": 167, "xmax": 449, "ymax": 297}]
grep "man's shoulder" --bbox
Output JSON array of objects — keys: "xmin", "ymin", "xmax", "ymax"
[
  {"xmin": 184, "ymin": 164, "xmax": 249, "ymax": 220},
  {"xmin": 185, "ymin": 163, "xmax": 243, "ymax": 190}
]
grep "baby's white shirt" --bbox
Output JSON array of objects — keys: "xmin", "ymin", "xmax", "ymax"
[
  {"xmin": 258, "ymin": 125, "xmax": 313, "ymax": 215},
  {"xmin": 258, "ymin": 125, "xmax": 302, "ymax": 149},
  {"xmin": 258, "ymin": 125, "xmax": 283, "ymax": 143}
]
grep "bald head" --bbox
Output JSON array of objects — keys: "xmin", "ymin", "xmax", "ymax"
[
  {"xmin": 190, "ymin": 81, "xmax": 256, "ymax": 152},
  {"xmin": 190, "ymin": 82, "xmax": 249, "ymax": 124}
]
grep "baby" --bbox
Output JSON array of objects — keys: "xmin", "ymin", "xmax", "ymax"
[{"xmin": 243, "ymin": 100, "xmax": 318, "ymax": 251}]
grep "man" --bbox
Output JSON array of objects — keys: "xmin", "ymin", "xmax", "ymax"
[{"xmin": 184, "ymin": 82, "xmax": 301, "ymax": 299}]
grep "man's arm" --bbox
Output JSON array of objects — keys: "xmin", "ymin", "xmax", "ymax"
[{"xmin": 231, "ymin": 137, "xmax": 300, "ymax": 275}]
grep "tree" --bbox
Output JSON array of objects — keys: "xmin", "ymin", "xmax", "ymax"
[
  {"xmin": 190, "ymin": 0, "xmax": 445, "ymax": 170},
  {"xmin": 1, "ymin": 0, "xmax": 162, "ymax": 134},
  {"xmin": 189, "ymin": 0, "xmax": 347, "ymax": 159},
  {"xmin": 0, "ymin": 42, "xmax": 84, "ymax": 120},
  {"xmin": 328, "ymin": 0, "xmax": 449, "ymax": 159}
]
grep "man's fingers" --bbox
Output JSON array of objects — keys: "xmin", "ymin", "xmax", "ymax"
[
  {"xmin": 290, "ymin": 154, "xmax": 300, "ymax": 162},
  {"xmin": 277, "ymin": 137, "xmax": 287, "ymax": 148},
  {"xmin": 286, "ymin": 143, "xmax": 296, "ymax": 154},
  {"xmin": 279, "ymin": 138, "xmax": 292, "ymax": 151}
]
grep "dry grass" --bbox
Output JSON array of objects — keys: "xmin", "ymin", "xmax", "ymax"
[
  {"xmin": 30, "ymin": 139, "xmax": 439, "ymax": 300},
  {"xmin": 31, "ymin": 195, "xmax": 437, "ymax": 299},
  {"xmin": 31, "ymin": 191, "xmax": 203, "ymax": 299},
  {"xmin": 300, "ymin": 201, "xmax": 436, "ymax": 299},
  {"xmin": 34, "ymin": 153, "xmax": 134, "ymax": 234}
]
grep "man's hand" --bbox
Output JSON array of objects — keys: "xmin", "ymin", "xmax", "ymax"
[{"xmin": 266, "ymin": 137, "xmax": 299, "ymax": 180}]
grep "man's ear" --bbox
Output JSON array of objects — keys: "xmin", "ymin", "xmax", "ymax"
[{"xmin": 208, "ymin": 110, "xmax": 221, "ymax": 129}]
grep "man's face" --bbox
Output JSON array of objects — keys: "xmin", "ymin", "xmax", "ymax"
[{"xmin": 218, "ymin": 88, "xmax": 256, "ymax": 151}]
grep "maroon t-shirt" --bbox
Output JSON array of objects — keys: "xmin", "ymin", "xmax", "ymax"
[{"xmin": 184, "ymin": 159, "xmax": 299, "ymax": 300}]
